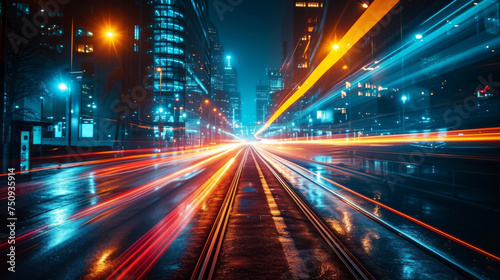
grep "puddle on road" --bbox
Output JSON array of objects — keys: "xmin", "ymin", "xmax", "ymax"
[
  {"xmin": 242, "ymin": 186, "xmax": 256, "ymax": 192},
  {"xmin": 239, "ymin": 199, "xmax": 255, "ymax": 209}
]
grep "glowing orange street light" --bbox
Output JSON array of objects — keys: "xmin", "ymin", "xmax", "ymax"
[
  {"xmin": 219, "ymin": 113, "xmax": 222, "ymax": 116},
  {"xmin": 213, "ymin": 108, "xmax": 217, "ymax": 112},
  {"xmin": 362, "ymin": 3, "xmax": 369, "ymax": 8},
  {"xmin": 106, "ymin": 31, "xmax": 114, "ymax": 38},
  {"xmin": 205, "ymin": 99, "xmax": 209, "ymax": 104},
  {"xmin": 343, "ymin": 65, "xmax": 348, "ymax": 69}
]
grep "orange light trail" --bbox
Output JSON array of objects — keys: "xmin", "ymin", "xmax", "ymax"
[
  {"xmin": 265, "ymin": 127, "xmax": 500, "ymax": 146},
  {"xmin": 0, "ymin": 145, "xmax": 224, "ymax": 177},
  {"xmin": 0, "ymin": 145, "xmax": 242, "ymax": 251},
  {"xmin": 256, "ymin": 147, "xmax": 500, "ymax": 263},
  {"xmin": 106, "ymin": 153, "xmax": 240, "ymax": 279},
  {"xmin": 0, "ymin": 145, "xmax": 236, "ymax": 200},
  {"xmin": 256, "ymin": 0, "xmax": 400, "ymax": 136},
  {"xmin": 70, "ymin": 145, "xmax": 242, "ymax": 221}
]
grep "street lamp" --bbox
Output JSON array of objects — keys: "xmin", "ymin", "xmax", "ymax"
[
  {"xmin": 333, "ymin": 44, "xmax": 339, "ymax": 50},
  {"xmin": 156, "ymin": 67, "xmax": 163, "ymax": 151},
  {"xmin": 40, "ymin": 97, "xmax": 44, "ymax": 121},
  {"xmin": 59, "ymin": 83, "xmax": 72, "ymax": 146},
  {"xmin": 362, "ymin": 3, "xmax": 369, "ymax": 8},
  {"xmin": 415, "ymin": 34, "xmax": 423, "ymax": 40},
  {"xmin": 401, "ymin": 95, "xmax": 407, "ymax": 132}
]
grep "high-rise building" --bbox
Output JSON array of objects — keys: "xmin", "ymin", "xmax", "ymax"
[
  {"xmin": 151, "ymin": 0, "xmax": 210, "ymax": 146},
  {"xmin": 256, "ymin": 83, "xmax": 270, "ymax": 125},
  {"xmin": 223, "ymin": 56, "xmax": 241, "ymax": 129},
  {"xmin": 4, "ymin": 0, "xmax": 153, "ymax": 148},
  {"xmin": 268, "ymin": 67, "xmax": 284, "ymax": 93},
  {"xmin": 208, "ymin": 22, "xmax": 225, "ymax": 95},
  {"xmin": 292, "ymin": 1, "xmax": 324, "ymax": 86},
  {"xmin": 208, "ymin": 22, "xmax": 230, "ymax": 117},
  {"xmin": 257, "ymin": 68, "xmax": 284, "ymax": 125},
  {"xmin": 4, "ymin": 0, "xmax": 211, "ymax": 149}
]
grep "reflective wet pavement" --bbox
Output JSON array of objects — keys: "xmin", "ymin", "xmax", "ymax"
[
  {"xmin": 1, "ymin": 144, "xmax": 498, "ymax": 279},
  {"xmin": 214, "ymin": 149, "xmax": 353, "ymax": 279}
]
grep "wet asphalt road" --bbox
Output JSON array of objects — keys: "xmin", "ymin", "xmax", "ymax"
[{"xmin": 1, "ymin": 143, "xmax": 498, "ymax": 279}]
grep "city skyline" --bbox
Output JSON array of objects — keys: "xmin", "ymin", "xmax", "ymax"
[{"xmin": 209, "ymin": 0, "xmax": 288, "ymax": 126}]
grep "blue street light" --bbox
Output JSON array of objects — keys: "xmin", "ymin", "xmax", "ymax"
[
  {"xmin": 58, "ymin": 82, "xmax": 72, "ymax": 146},
  {"xmin": 401, "ymin": 95, "xmax": 407, "ymax": 132},
  {"xmin": 415, "ymin": 34, "xmax": 423, "ymax": 40},
  {"xmin": 59, "ymin": 83, "xmax": 68, "ymax": 90}
]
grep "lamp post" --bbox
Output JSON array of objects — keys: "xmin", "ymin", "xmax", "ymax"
[
  {"xmin": 40, "ymin": 97, "xmax": 44, "ymax": 121},
  {"xmin": 156, "ymin": 67, "xmax": 162, "ymax": 151},
  {"xmin": 401, "ymin": 95, "xmax": 407, "ymax": 133},
  {"xmin": 218, "ymin": 112, "xmax": 222, "ymax": 144},
  {"xmin": 203, "ymin": 99, "xmax": 209, "ymax": 146},
  {"xmin": 58, "ymin": 83, "xmax": 72, "ymax": 147},
  {"xmin": 212, "ymin": 108, "xmax": 217, "ymax": 144}
]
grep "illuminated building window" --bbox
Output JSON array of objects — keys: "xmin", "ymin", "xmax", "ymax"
[
  {"xmin": 298, "ymin": 62, "xmax": 308, "ymax": 68},
  {"xmin": 301, "ymin": 36, "xmax": 308, "ymax": 41},
  {"xmin": 295, "ymin": 2, "xmax": 306, "ymax": 7},
  {"xmin": 42, "ymin": 25, "xmax": 63, "ymax": 36},
  {"xmin": 341, "ymin": 91, "xmax": 346, "ymax": 98},
  {"xmin": 366, "ymin": 92, "xmax": 370, "ymax": 96},
  {"xmin": 308, "ymin": 26, "xmax": 314, "ymax": 32},
  {"xmin": 76, "ymin": 28, "xmax": 93, "ymax": 37},
  {"xmin": 358, "ymin": 91, "xmax": 362, "ymax": 96},
  {"xmin": 308, "ymin": 2, "xmax": 319, "ymax": 7},
  {"xmin": 77, "ymin": 44, "xmax": 94, "ymax": 53},
  {"xmin": 135, "ymin": 25, "xmax": 140, "ymax": 40},
  {"xmin": 134, "ymin": 43, "xmax": 139, "ymax": 52},
  {"xmin": 15, "ymin": 3, "xmax": 29, "ymax": 15}
]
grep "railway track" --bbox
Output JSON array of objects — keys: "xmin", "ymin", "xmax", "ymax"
[
  {"xmin": 191, "ymin": 147, "xmax": 249, "ymax": 280},
  {"xmin": 255, "ymin": 146, "xmax": 481, "ymax": 279},
  {"xmin": 192, "ymin": 146, "xmax": 374, "ymax": 280}
]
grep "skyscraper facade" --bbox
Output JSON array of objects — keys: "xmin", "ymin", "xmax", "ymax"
[
  {"xmin": 292, "ymin": 1, "xmax": 324, "ymax": 86},
  {"xmin": 257, "ymin": 68, "xmax": 284, "ymax": 125},
  {"xmin": 208, "ymin": 22, "xmax": 225, "ymax": 95},
  {"xmin": 256, "ymin": 83, "xmax": 270, "ymax": 125},
  {"xmin": 151, "ymin": 0, "xmax": 210, "ymax": 146},
  {"xmin": 223, "ymin": 57, "xmax": 241, "ymax": 129}
]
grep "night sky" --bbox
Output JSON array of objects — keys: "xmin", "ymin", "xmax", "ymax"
[{"xmin": 209, "ymin": 0, "xmax": 288, "ymax": 126}]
